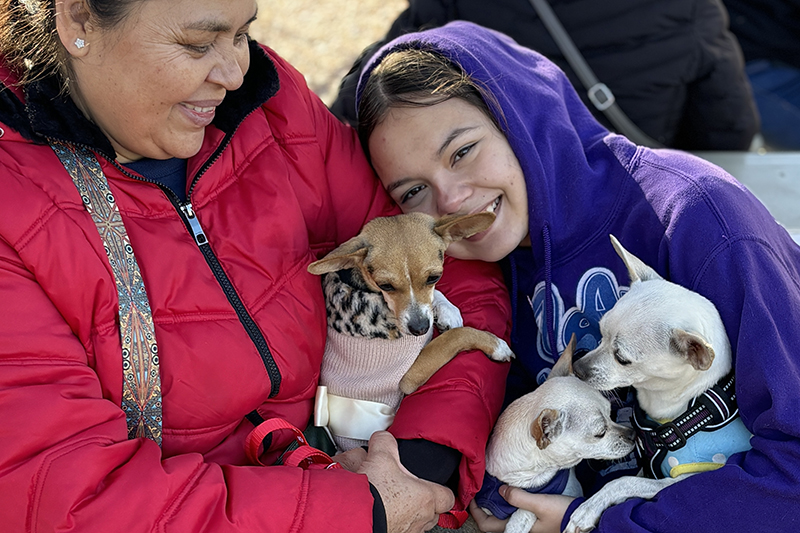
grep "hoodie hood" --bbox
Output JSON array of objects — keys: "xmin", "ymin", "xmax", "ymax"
[
  {"xmin": 356, "ymin": 21, "xmax": 640, "ymax": 360},
  {"xmin": 356, "ymin": 20, "xmax": 637, "ymax": 271}
]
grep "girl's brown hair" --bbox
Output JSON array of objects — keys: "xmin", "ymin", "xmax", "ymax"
[{"xmin": 357, "ymin": 47, "xmax": 503, "ymax": 161}]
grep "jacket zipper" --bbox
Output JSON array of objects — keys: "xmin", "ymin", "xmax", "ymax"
[{"xmin": 100, "ymin": 133, "xmax": 282, "ymax": 398}]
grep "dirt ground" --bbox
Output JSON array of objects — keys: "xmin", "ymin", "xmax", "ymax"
[{"xmin": 249, "ymin": 0, "xmax": 406, "ymax": 105}]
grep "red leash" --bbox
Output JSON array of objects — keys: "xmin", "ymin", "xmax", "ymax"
[{"xmin": 245, "ymin": 417, "xmax": 341, "ymax": 470}]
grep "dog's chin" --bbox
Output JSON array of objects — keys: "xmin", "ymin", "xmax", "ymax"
[
  {"xmin": 581, "ymin": 374, "xmax": 632, "ymax": 392},
  {"xmin": 598, "ymin": 445, "xmax": 636, "ymax": 461}
]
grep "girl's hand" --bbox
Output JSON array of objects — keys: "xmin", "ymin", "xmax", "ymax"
[{"xmin": 469, "ymin": 485, "xmax": 575, "ymax": 533}]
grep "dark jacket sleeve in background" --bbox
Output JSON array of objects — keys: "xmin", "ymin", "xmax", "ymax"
[{"xmin": 331, "ymin": 0, "xmax": 759, "ymax": 151}]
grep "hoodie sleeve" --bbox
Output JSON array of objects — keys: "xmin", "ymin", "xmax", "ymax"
[{"xmin": 581, "ymin": 231, "xmax": 800, "ymax": 532}]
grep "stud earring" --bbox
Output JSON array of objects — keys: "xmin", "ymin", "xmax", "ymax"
[{"xmin": 74, "ymin": 38, "xmax": 86, "ymax": 49}]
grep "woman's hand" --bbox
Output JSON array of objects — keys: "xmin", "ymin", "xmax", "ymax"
[
  {"xmin": 469, "ymin": 486, "xmax": 575, "ymax": 533},
  {"xmin": 358, "ymin": 431, "xmax": 455, "ymax": 533}
]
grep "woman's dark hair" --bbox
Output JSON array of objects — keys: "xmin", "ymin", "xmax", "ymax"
[
  {"xmin": 357, "ymin": 48, "xmax": 504, "ymax": 161},
  {"xmin": 0, "ymin": 0, "xmax": 141, "ymax": 88}
]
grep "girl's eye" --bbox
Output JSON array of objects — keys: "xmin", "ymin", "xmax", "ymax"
[
  {"xmin": 400, "ymin": 184, "xmax": 426, "ymax": 204},
  {"xmin": 453, "ymin": 143, "xmax": 475, "ymax": 164}
]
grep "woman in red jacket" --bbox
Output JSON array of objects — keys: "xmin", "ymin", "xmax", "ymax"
[{"xmin": 0, "ymin": 1, "xmax": 511, "ymax": 532}]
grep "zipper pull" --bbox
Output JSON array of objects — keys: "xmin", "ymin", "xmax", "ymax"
[{"xmin": 180, "ymin": 203, "xmax": 208, "ymax": 246}]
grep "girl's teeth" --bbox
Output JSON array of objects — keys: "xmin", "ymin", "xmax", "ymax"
[{"xmin": 486, "ymin": 197, "xmax": 501, "ymax": 213}]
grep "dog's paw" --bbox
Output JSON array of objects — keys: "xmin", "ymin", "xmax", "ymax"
[
  {"xmin": 564, "ymin": 498, "xmax": 605, "ymax": 533},
  {"xmin": 506, "ymin": 509, "xmax": 536, "ymax": 533},
  {"xmin": 432, "ymin": 289, "xmax": 463, "ymax": 330},
  {"xmin": 563, "ymin": 521, "xmax": 595, "ymax": 533},
  {"xmin": 398, "ymin": 374, "xmax": 421, "ymax": 395},
  {"xmin": 489, "ymin": 337, "xmax": 515, "ymax": 362}
]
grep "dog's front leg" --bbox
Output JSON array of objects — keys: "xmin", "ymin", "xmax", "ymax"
[
  {"xmin": 564, "ymin": 475, "xmax": 685, "ymax": 533},
  {"xmin": 432, "ymin": 289, "xmax": 463, "ymax": 330},
  {"xmin": 506, "ymin": 508, "xmax": 537, "ymax": 533}
]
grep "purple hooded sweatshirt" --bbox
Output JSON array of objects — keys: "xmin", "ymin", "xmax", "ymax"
[{"xmin": 357, "ymin": 21, "xmax": 800, "ymax": 533}]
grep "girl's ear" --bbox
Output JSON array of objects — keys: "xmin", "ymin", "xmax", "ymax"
[{"xmin": 55, "ymin": 0, "xmax": 93, "ymax": 57}]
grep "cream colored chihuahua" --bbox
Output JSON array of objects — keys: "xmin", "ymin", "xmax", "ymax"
[
  {"xmin": 307, "ymin": 212, "xmax": 513, "ymax": 451},
  {"xmin": 565, "ymin": 235, "xmax": 751, "ymax": 533},
  {"xmin": 476, "ymin": 336, "xmax": 635, "ymax": 533}
]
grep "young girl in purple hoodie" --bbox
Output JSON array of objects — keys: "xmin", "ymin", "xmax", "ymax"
[{"xmin": 356, "ymin": 21, "xmax": 800, "ymax": 533}]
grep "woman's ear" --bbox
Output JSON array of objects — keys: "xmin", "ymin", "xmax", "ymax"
[{"xmin": 54, "ymin": 0, "xmax": 93, "ymax": 57}]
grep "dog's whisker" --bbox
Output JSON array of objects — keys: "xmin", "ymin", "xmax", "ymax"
[{"xmin": 600, "ymin": 389, "xmax": 622, "ymax": 405}]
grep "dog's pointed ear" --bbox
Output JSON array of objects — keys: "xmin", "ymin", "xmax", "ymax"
[
  {"xmin": 434, "ymin": 212, "xmax": 496, "ymax": 245},
  {"xmin": 307, "ymin": 237, "xmax": 369, "ymax": 275},
  {"xmin": 549, "ymin": 333, "xmax": 576, "ymax": 379},
  {"xmin": 610, "ymin": 234, "xmax": 662, "ymax": 283},
  {"xmin": 531, "ymin": 408, "xmax": 563, "ymax": 450},
  {"xmin": 670, "ymin": 329, "xmax": 715, "ymax": 371}
]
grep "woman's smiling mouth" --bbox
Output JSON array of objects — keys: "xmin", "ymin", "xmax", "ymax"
[{"xmin": 178, "ymin": 101, "xmax": 219, "ymax": 127}]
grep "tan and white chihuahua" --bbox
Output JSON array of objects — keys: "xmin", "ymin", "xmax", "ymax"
[
  {"xmin": 307, "ymin": 212, "xmax": 513, "ymax": 450},
  {"xmin": 477, "ymin": 336, "xmax": 635, "ymax": 533},
  {"xmin": 566, "ymin": 235, "xmax": 751, "ymax": 533}
]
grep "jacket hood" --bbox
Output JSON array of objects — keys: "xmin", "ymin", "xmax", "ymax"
[{"xmin": 355, "ymin": 21, "xmax": 638, "ymax": 269}]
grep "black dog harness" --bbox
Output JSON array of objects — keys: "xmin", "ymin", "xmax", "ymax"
[{"xmin": 632, "ymin": 371, "xmax": 741, "ymax": 478}]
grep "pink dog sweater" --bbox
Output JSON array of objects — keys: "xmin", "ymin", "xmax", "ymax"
[{"xmin": 315, "ymin": 326, "xmax": 433, "ymax": 451}]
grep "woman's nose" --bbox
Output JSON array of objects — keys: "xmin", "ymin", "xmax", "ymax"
[{"xmin": 209, "ymin": 47, "xmax": 247, "ymax": 92}]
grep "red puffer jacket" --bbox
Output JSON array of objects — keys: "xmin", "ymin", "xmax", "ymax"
[{"xmin": 0, "ymin": 43, "xmax": 511, "ymax": 532}]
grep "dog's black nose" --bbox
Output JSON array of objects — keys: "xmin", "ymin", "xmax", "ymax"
[{"xmin": 407, "ymin": 313, "xmax": 431, "ymax": 336}]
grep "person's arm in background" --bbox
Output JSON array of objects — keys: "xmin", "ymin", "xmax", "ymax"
[{"xmin": 673, "ymin": 0, "xmax": 759, "ymax": 150}]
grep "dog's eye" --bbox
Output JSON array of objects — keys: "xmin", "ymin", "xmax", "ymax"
[
  {"xmin": 594, "ymin": 429, "xmax": 607, "ymax": 439},
  {"xmin": 426, "ymin": 274, "xmax": 441, "ymax": 285},
  {"xmin": 614, "ymin": 351, "xmax": 631, "ymax": 366},
  {"xmin": 377, "ymin": 283, "xmax": 395, "ymax": 292}
]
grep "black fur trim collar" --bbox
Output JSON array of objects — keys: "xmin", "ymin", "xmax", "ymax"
[{"xmin": 0, "ymin": 40, "xmax": 279, "ymax": 159}]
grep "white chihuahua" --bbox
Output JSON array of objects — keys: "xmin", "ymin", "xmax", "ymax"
[
  {"xmin": 566, "ymin": 235, "xmax": 751, "ymax": 533},
  {"xmin": 475, "ymin": 336, "xmax": 635, "ymax": 533}
]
